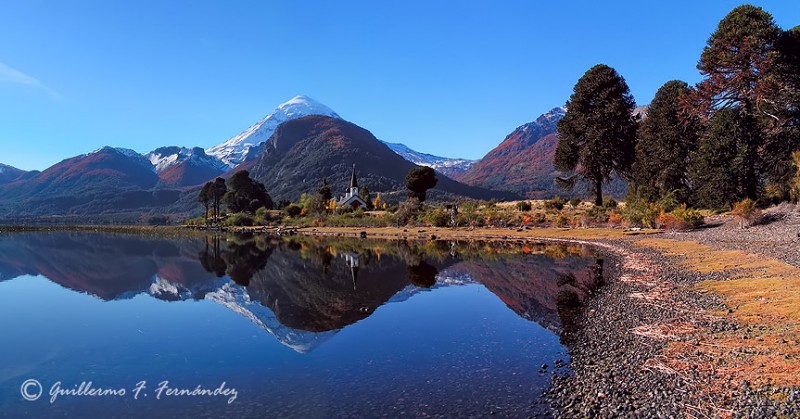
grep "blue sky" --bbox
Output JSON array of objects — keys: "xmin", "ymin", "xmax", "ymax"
[{"xmin": 1, "ymin": 1, "xmax": 798, "ymax": 171}]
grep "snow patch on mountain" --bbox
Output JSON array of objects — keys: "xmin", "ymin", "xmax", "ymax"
[
  {"xmin": 534, "ymin": 106, "xmax": 566, "ymax": 130},
  {"xmin": 89, "ymin": 146, "xmax": 157, "ymax": 173},
  {"xmin": 207, "ymin": 95, "xmax": 341, "ymax": 168},
  {"xmin": 380, "ymin": 141, "xmax": 476, "ymax": 176},
  {"xmin": 145, "ymin": 146, "xmax": 227, "ymax": 173}
]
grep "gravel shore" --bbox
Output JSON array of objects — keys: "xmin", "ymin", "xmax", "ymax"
[
  {"xmin": 546, "ymin": 208, "xmax": 800, "ymax": 417},
  {"xmin": 675, "ymin": 203, "xmax": 800, "ymax": 266}
]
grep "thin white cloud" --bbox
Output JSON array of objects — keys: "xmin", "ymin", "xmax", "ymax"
[{"xmin": 0, "ymin": 61, "xmax": 61, "ymax": 100}]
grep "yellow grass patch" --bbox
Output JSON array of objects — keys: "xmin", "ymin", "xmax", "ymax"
[
  {"xmin": 635, "ymin": 237, "xmax": 800, "ymax": 388},
  {"xmin": 637, "ymin": 238, "xmax": 800, "ymax": 323}
]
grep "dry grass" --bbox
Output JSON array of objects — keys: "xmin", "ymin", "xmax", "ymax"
[
  {"xmin": 635, "ymin": 238, "xmax": 800, "ymax": 389},
  {"xmin": 638, "ymin": 238, "xmax": 800, "ymax": 323}
]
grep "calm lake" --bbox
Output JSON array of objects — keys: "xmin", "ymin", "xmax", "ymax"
[{"xmin": 0, "ymin": 231, "xmax": 604, "ymax": 418}]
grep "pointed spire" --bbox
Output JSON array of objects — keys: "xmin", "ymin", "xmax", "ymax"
[{"xmin": 350, "ymin": 164, "xmax": 358, "ymax": 189}]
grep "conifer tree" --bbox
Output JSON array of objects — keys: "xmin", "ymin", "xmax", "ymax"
[
  {"xmin": 223, "ymin": 171, "xmax": 272, "ymax": 214},
  {"xmin": 198, "ymin": 182, "xmax": 212, "ymax": 225},
  {"xmin": 689, "ymin": 108, "xmax": 760, "ymax": 208},
  {"xmin": 318, "ymin": 177, "xmax": 332, "ymax": 201},
  {"xmin": 631, "ymin": 80, "xmax": 698, "ymax": 203},
  {"xmin": 693, "ymin": 5, "xmax": 781, "ymax": 117},
  {"xmin": 211, "ymin": 177, "xmax": 227, "ymax": 224},
  {"xmin": 555, "ymin": 64, "xmax": 638, "ymax": 206},
  {"xmin": 405, "ymin": 167, "xmax": 438, "ymax": 202}
]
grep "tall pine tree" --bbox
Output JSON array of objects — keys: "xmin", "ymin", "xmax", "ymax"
[
  {"xmin": 555, "ymin": 64, "xmax": 638, "ymax": 206},
  {"xmin": 631, "ymin": 80, "xmax": 698, "ymax": 203},
  {"xmin": 693, "ymin": 4, "xmax": 781, "ymax": 117},
  {"xmin": 689, "ymin": 108, "xmax": 761, "ymax": 208}
]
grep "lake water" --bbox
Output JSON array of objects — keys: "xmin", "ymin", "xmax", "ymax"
[{"xmin": 0, "ymin": 231, "xmax": 604, "ymax": 418}]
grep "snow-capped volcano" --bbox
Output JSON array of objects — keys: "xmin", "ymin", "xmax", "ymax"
[
  {"xmin": 207, "ymin": 95, "xmax": 341, "ymax": 168},
  {"xmin": 380, "ymin": 141, "xmax": 476, "ymax": 178}
]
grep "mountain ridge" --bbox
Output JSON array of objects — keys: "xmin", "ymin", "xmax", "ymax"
[{"xmin": 380, "ymin": 141, "xmax": 476, "ymax": 177}]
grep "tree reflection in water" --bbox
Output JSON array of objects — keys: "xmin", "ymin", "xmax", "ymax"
[
  {"xmin": 194, "ymin": 235, "xmax": 609, "ymax": 335},
  {"xmin": 407, "ymin": 260, "xmax": 438, "ymax": 288},
  {"xmin": 198, "ymin": 233, "xmax": 272, "ymax": 286}
]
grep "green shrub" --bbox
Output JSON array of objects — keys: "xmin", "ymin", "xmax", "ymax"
[
  {"xmin": 554, "ymin": 211, "xmax": 569, "ymax": 228},
  {"xmin": 544, "ymin": 196, "xmax": 566, "ymax": 211},
  {"xmin": 286, "ymin": 204, "xmax": 302, "ymax": 217},
  {"xmin": 254, "ymin": 207, "xmax": 281, "ymax": 225},
  {"xmin": 226, "ymin": 212, "xmax": 254, "ymax": 227},
  {"xmin": 791, "ymin": 151, "xmax": 800, "ymax": 203},
  {"xmin": 586, "ymin": 206, "xmax": 610, "ymax": 223},
  {"xmin": 393, "ymin": 198, "xmax": 423, "ymax": 226},
  {"xmin": 731, "ymin": 199, "xmax": 761, "ymax": 228},
  {"xmin": 184, "ymin": 216, "xmax": 205, "ymax": 226},
  {"xmin": 671, "ymin": 204, "xmax": 704, "ymax": 228},
  {"xmin": 602, "ymin": 196, "xmax": 618, "ymax": 209},
  {"xmin": 621, "ymin": 198, "xmax": 660, "ymax": 228},
  {"xmin": 516, "ymin": 201, "xmax": 532, "ymax": 212},
  {"xmin": 569, "ymin": 197, "xmax": 582, "ymax": 208},
  {"xmin": 423, "ymin": 208, "xmax": 450, "ymax": 227}
]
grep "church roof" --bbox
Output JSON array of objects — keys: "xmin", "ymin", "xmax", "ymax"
[
  {"xmin": 338, "ymin": 194, "xmax": 368, "ymax": 208},
  {"xmin": 350, "ymin": 164, "xmax": 358, "ymax": 189}
]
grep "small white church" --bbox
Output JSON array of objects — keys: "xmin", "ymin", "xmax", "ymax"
[{"xmin": 337, "ymin": 164, "xmax": 369, "ymax": 210}]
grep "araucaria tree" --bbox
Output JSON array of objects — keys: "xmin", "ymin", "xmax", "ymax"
[
  {"xmin": 632, "ymin": 80, "xmax": 698, "ymax": 203},
  {"xmin": 693, "ymin": 5, "xmax": 781, "ymax": 117},
  {"xmin": 689, "ymin": 5, "xmax": 795, "ymax": 200},
  {"xmin": 211, "ymin": 177, "xmax": 227, "ymax": 224},
  {"xmin": 555, "ymin": 64, "xmax": 638, "ymax": 206},
  {"xmin": 223, "ymin": 170, "xmax": 272, "ymax": 214},
  {"xmin": 689, "ymin": 108, "xmax": 760, "ymax": 208},
  {"xmin": 405, "ymin": 167, "xmax": 438, "ymax": 202},
  {"xmin": 198, "ymin": 182, "xmax": 213, "ymax": 225}
]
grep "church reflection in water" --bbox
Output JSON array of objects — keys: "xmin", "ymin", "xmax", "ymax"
[{"xmin": 0, "ymin": 231, "xmax": 604, "ymax": 353}]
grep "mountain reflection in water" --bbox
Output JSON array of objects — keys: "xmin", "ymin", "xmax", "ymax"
[{"xmin": 0, "ymin": 232, "xmax": 604, "ymax": 352}]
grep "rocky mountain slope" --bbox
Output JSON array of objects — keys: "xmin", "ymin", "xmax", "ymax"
[
  {"xmin": 456, "ymin": 107, "xmax": 566, "ymax": 198},
  {"xmin": 146, "ymin": 146, "xmax": 227, "ymax": 187},
  {"xmin": 457, "ymin": 107, "xmax": 627, "ymax": 199}
]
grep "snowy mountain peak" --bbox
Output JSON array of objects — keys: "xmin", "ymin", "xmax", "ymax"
[
  {"xmin": 278, "ymin": 95, "xmax": 338, "ymax": 115},
  {"xmin": 380, "ymin": 141, "xmax": 476, "ymax": 177},
  {"xmin": 91, "ymin": 146, "xmax": 141, "ymax": 158},
  {"xmin": 145, "ymin": 146, "xmax": 226, "ymax": 173},
  {"xmin": 533, "ymin": 106, "xmax": 566, "ymax": 130},
  {"xmin": 89, "ymin": 146, "xmax": 156, "ymax": 172},
  {"xmin": 206, "ymin": 95, "xmax": 341, "ymax": 168}
]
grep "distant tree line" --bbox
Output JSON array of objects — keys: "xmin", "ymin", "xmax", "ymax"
[{"xmin": 555, "ymin": 4, "xmax": 800, "ymax": 209}]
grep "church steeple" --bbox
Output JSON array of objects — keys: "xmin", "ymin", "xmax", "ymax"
[{"xmin": 350, "ymin": 164, "xmax": 358, "ymax": 189}]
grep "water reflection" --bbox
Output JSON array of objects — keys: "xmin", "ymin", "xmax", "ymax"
[{"xmin": 0, "ymin": 232, "xmax": 605, "ymax": 351}]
